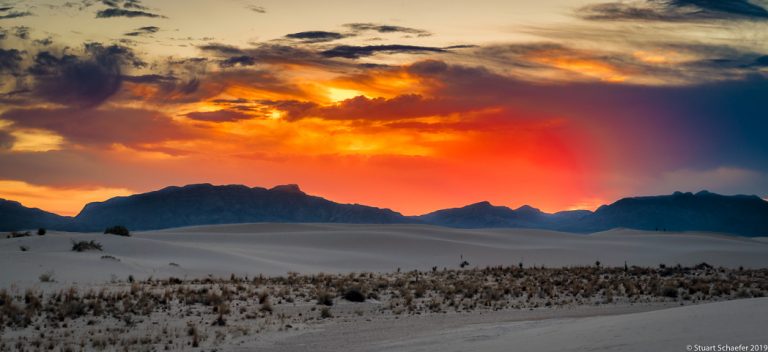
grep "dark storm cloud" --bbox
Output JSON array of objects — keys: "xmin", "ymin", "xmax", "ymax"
[
  {"xmin": 403, "ymin": 60, "xmax": 768, "ymax": 173},
  {"xmin": 1, "ymin": 107, "xmax": 197, "ymax": 147},
  {"xmin": 344, "ymin": 23, "xmax": 432, "ymax": 37},
  {"xmin": 285, "ymin": 31, "xmax": 346, "ymax": 43},
  {"xmin": 184, "ymin": 109, "xmax": 255, "ymax": 122},
  {"xmin": 28, "ymin": 43, "xmax": 144, "ymax": 108},
  {"xmin": 578, "ymin": 0, "xmax": 768, "ymax": 22},
  {"xmin": 0, "ymin": 130, "xmax": 14, "ymax": 150},
  {"xmin": 747, "ymin": 55, "xmax": 768, "ymax": 67},
  {"xmin": 0, "ymin": 48, "xmax": 22, "ymax": 74},
  {"xmin": 321, "ymin": 45, "xmax": 446, "ymax": 59},
  {"xmin": 124, "ymin": 26, "xmax": 159, "ymax": 37}
]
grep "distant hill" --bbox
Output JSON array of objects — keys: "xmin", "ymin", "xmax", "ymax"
[
  {"xmin": 416, "ymin": 201, "xmax": 590, "ymax": 230},
  {"xmin": 1, "ymin": 185, "xmax": 767, "ymax": 236},
  {"xmin": 0, "ymin": 199, "xmax": 70, "ymax": 232},
  {"xmin": 572, "ymin": 191, "xmax": 768, "ymax": 236},
  {"xmin": 72, "ymin": 183, "xmax": 414, "ymax": 231}
]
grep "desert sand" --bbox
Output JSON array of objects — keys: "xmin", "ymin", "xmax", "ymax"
[
  {"xmin": 3, "ymin": 223, "xmax": 768, "ymax": 287},
  {"xmin": 245, "ymin": 298, "xmax": 768, "ymax": 352},
  {"xmin": 2, "ymin": 224, "xmax": 767, "ymax": 351}
]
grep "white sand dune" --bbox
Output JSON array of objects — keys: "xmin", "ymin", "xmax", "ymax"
[
  {"xmin": 3, "ymin": 223, "xmax": 768, "ymax": 287},
  {"xmin": 364, "ymin": 298, "xmax": 768, "ymax": 352}
]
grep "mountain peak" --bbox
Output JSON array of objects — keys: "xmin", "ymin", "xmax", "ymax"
[
  {"xmin": 515, "ymin": 205, "xmax": 542, "ymax": 213},
  {"xmin": 270, "ymin": 184, "xmax": 304, "ymax": 194},
  {"xmin": 466, "ymin": 201, "xmax": 493, "ymax": 208}
]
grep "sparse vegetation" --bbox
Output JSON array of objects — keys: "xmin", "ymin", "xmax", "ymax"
[
  {"xmin": 37, "ymin": 228, "xmax": 46, "ymax": 236},
  {"xmin": 0, "ymin": 265, "xmax": 765, "ymax": 350},
  {"xmin": 71, "ymin": 240, "xmax": 103, "ymax": 252},
  {"xmin": 6, "ymin": 231, "xmax": 30, "ymax": 238},
  {"xmin": 104, "ymin": 225, "xmax": 130, "ymax": 237}
]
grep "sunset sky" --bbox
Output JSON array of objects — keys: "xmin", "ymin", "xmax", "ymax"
[{"xmin": 1, "ymin": 0, "xmax": 767, "ymax": 216}]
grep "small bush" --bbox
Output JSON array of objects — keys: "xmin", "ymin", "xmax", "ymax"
[
  {"xmin": 317, "ymin": 290, "xmax": 334, "ymax": 306},
  {"xmin": 37, "ymin": 228, "xmax": 46, "ymax": 236},
  {"xmin": 661, "ymin": 286, "xmax": 678, "ymax": 298},
  {"xmin": 39, "ymin": 271, "xmax": 54, "ymax": 282},
  {"xmin": 104, "ymin": 226, "xmax": 130, "ymax": 237},
  {"xmin": 71, "ymin": 240, "xmax": 103, "ymax": 252},
  {"xmin": 8, "ymin": 231, "xmax": 31, "ymax": 238},
  {"xmin": 320, "ymin": 307, "xmax": 333, "ymax": 319},
  {"xmin": 19, "ymin": 245, "xmax": 29, "ymax": 252},
  {"xmin": 342, "ymin": 288, "xmax": 365, "ymax": 302}
]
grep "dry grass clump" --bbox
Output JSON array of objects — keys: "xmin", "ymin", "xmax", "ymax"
[
  {"xmin": 6, "ymin": 231, "xmax": 31, "ymax": 239},
  {"xmin": 104, "ymin": 226, "xmax": 130, "ymax": 237},
  {"xmin": 71, "ymin": 240, "xmax": 103, "ymax": 252}
]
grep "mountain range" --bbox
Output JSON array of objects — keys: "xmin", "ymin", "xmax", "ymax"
[{"xmin": 1, "ymin": 184, "xmax": 767, "ymax": 236}]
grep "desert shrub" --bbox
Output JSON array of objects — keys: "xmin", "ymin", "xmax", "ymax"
[
  {"xmin": 71, "ymin": 240, "xmax": 103, "ymax": 252},
  {"xmin": 320, "ymin": 307, "xmax": 333, "ymax": 319},
  {"xmin": 104, "ymin": 226, "xmax": 130, "ymax": 237},
  {"xmin": 661, "ymin": 286, "xmax": 678, "ymax": 298},
  {"xmin": 260, "ymin": 301, "xmax": 273, "ymax": 313},
  {"xmin": 7, "ymin": 231, "xmax": 30, "ymax": 238},
  {"xmin": 100, "ymin": 255, "xmax": 120, "ymax": 261},
  {"xmin": 39, "ymin": 271, "xmax": 54, "ymax": 282},
  {"xmin": 19, "ymin": 245, "xmax": 29, "ymax": 252},
  {"xmin": 316, "ymin": 290, "xmax": 334, "ymax": 306},
  {"xmin": 37, "ymin": 228, "xmax": 46, "ymax": 236},
  {"xmin": 342, "ymin": 288, "xmax": 365, "ymax": 302}
]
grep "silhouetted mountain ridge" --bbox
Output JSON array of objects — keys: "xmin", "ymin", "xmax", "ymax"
[
  {"xmin": 73, "ymin": 183, "xmax": 412, "ymax": 231},
  {"xmin": 1, "ymin": 185, "xmax": 766, "ymax": 236},
  {"xmin": 0, "ymin": 199, "xmax": 71, "ymax": 231}
]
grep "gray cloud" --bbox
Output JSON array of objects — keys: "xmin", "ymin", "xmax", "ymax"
[
  {"xmin": 96, "ymin": 8, "xmax": 162, "ymax": 18},
  {"xmin": 218, "ymin": 55, "xmax": 257, "ymax": 68},
  {"xmin": 1, "ymin": 107, "xmax": 197, "ymax": 147},
  {"xmin": 247, "ymin": 5, "xmax": 266, "ymax": 13},
  {"xmin": 27, "ymin": 43, "xmax": 145, "ymax": 108},
  {"xmin": 344, "ymin": 23, "xmax": 431, "ymax": 37},
  {"xmin": 285, "ymin": 31, "xmax": 346, "ymax": 43},
  {"xmin": 0, "ymin": 48, "xmax": 22, "ymax": 74},
  {"xmin": 0, "ymin": 8, "xmax": 32, "ymax": 20},
  {"xmin": 578, "ymin": 0, "xmax": 768, "ymax": 22},
  {"xmin": 198, "ymin": 43, "xmax": 246, "ymax": 56},
  {"xmin": 13, "ymin": 26, "xmax": 29, "ymax": 40},
  {"xmin": 184, "ymin": 109, "xmax": 255, "ymax": 122},
  {"xmin": 124, "ymin": 26, "xmax": 159, "ymax": 37},
  {"xmin": 321, "ymin": 44, "xmax": 446, "ymax": 59},
  {"xmin": 0, "ymin": 130, "xmax": 14, "ymax": 150}
]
